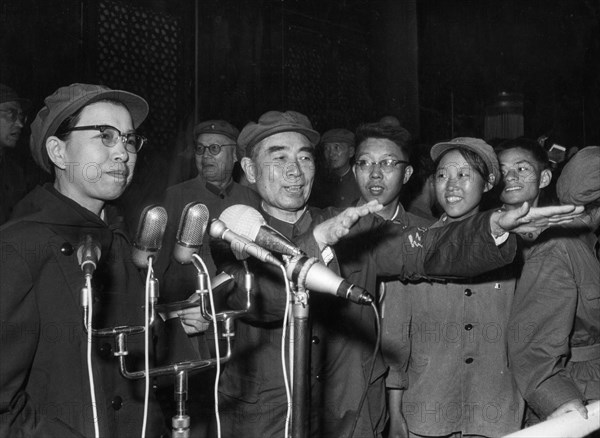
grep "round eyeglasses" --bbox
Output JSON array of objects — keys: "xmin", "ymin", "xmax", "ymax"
[
  {"xmin": 0, "ymin": 108, "xmax": 28, "ymax": 125},
  {"xmin": 355, "ymin": 159, "xmax": 409, "ymax": 173},
  {"xmin": 58, "ymin": 125, "xmax": 146, "ymax": 153},
  {"xmin": 195, "ymin": 143, "xmax": 237, "ymax": 156}
]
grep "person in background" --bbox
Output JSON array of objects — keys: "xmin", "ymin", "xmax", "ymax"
[
  {"xmin": 507, "ymin": 144, "xmax": 600, "ymax": 425},
  {"xmin": 0, "ymin": 83, "xmax": 30, "ymax": 224},
  {"xmin": 155, "ymin": 119, "xmax": 259, "ymax": 437},
  {"xmin": 157, "ymin": 119, "xmax": 259, "ymax": 296},
  {"xmin": 309, "ymin": 128, "xmax": 360, "ymax": 208},
  {"xmin": 0, "ymin": 83, "xmax": 167, "ymax": 437},
  {"xmin": 350, "ymin": 121, "xmax": 433, "ymax": 437},
  {"xmin": 402, "ymin": 137, "xmax": 525, "ymax": 437}
]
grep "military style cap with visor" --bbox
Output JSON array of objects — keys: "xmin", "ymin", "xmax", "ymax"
[
  {"xmin": 557, "ymin": 146, "xmax": 600, "ymax": 205},
  {"xmin": 320, "ymin": 128, "xmax": 355, "ymax": 147},
  {"xmin": 430, "ymin": 136, "xmax": 501, "ymax": 186},
  {"xmin": 237, "ymin": 110, "xmax": 320, "ymax": 157},
  {"xmin": 30, "ymin": 83, "xmax": 149, "ymax": 173}
]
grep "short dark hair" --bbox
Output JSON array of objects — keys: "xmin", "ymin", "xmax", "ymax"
[
  {"xmin": 495, "ymin": 137, "xmax": 550, "ymax": 169},
  {"xmin": 355, "ymin": 122, "xmax": 412, "ymax": 158}
]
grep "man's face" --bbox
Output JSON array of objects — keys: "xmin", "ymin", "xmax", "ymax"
[
  {"xmin": 323, "ymin": 141, "xmax": 354, "ymax": 171},
  {"xmin": 242, "ymin": 131, "xmax": 315, "ymax": 214},
  {"xmin": 0, "ymin": 101, "xmax": 24, "ymax": 148},
  {"xmin": 498, "ymin": 147, "xmax": 550, "ymax": 207},
  {"xmin": 195, "ymin": 133, "xmax": 237, "ymax": 185},
  {"xmin": 353, "ymin": 138, "xmax": 412, "ymax": 207}
]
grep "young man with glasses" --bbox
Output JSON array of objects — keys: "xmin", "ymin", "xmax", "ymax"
[{"xmin": 0, "ymin": 84, "xmax": 31, "ymax": 223}]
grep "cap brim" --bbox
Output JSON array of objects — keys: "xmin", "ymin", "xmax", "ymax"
[
  {"xmin": 251, "ymin": 125, "xmax": 320, "ymax": 150},
  {"xmin": 45, "ymin": 89, "xmax": 149, "ymax": 146}
]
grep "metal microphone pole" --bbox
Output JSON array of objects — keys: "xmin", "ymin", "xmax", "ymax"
[{"xmin": 291, "ymin": 285, "xmax": 310, "ymax": 438}]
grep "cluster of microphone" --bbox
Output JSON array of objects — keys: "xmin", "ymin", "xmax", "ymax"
[{"xmin": 76, "ymin": 203, "xmax": 373, "ymax": 305}]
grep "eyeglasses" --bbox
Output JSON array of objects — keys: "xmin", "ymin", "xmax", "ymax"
[
  {"xmin": 355, "ymin": 159, "xmax": 409, "ymax": 173},
  {"xmin": 59, "ymin": 125, "xmax": 146, "ymax": 153},
  {"xmin": 195, "ymin": 143, "xmax": 236, "ymax": 156},
  {"xmin": 0, "ymin": 108, "xmax": 28, "ymax": 124}
]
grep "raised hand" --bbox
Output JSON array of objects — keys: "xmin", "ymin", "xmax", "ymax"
[{"xmin": 313, "ymin": 200, "xmax": 383, "ymax": 248}]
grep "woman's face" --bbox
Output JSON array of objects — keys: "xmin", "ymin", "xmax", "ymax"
[
  {"xmin": 55, "ymin": 102, "xmax": 137, "ymax": 210},
  {"xmin": 434, "ymin": 149, "xmax": 490, "ymax": 221}
]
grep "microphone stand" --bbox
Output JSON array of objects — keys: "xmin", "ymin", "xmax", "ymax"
[
  {"xmin": 291, "ymin": 283, "xmax": 310, "ymax": 438},
  {"xmin": 80, "ymin": 257, "xmax": 248, "ymax": 438}
]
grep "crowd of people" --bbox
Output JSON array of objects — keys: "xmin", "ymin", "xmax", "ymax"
[{"xmin": 0, "ymin": 82, "xmax": 598, "ymax": 438}]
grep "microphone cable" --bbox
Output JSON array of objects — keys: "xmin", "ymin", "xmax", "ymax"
[
  {"xmin": 192, "ymin": 254, "xmax": 222, "ymax": 438},
  {"xmin": 279, "ymin": 265, "xmax": 293, "ymax": 438},
  {"xmin": 84, "ymin": 275, "xmax": 101, "ymax": 438},
  {"xmin": 141, "ymin": 257, "xmax": 154, "ymax": 438},
  {"xmin": 348, "ymin": 300, "xmax": 381, "ymax": 438}
]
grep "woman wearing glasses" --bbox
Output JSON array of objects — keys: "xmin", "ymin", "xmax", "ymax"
[{"xmin": 0, "ymin": 83, "xmax": 167, "ymax": 437}]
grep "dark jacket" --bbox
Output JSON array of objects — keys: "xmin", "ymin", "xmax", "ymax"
[
  {"xmin": 0, "ymin": 184, "xmax": 166, "ymax": 437},
  {"xmin": 508, "ymin": 227, "xmax": 600, "ymax": 418}
]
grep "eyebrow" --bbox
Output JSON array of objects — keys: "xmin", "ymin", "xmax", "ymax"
[
  {"xmin": 501, "ymin": 159, "xmax": 533, "ymax": 167},
  {"xmin": 266, "ymin": 145, "xmax": 314, "ymax": 155}
]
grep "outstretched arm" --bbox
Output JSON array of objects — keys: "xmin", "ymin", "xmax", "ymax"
[{"xmin": 489, "ymin": 202, "xmax": 584, "ymax": 239}]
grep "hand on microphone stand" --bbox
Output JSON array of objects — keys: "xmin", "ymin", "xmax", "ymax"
[{"xmin": 312, "ymin": 200, "xmax": 383, "ymax": 249}]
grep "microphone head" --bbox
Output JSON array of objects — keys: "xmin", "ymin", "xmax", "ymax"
[
  {"xmin": 77, "ymin": 234, "xmax": 101, "ymax": 274},
  {"xmin": 219, "ymin": 205, "xmax": 266, "ymax": 241},
  {"xmin": 133, "ymin": 205, "xmax": 168, "ymax": 268},
  {"xmin": 174, "ymin": 202, "xmax": 209, "ymax": 264}
]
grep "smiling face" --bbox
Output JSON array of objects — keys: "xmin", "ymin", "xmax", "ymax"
[
  {"xmin": 0, "ymin": 101, "xmax": 24, "ymax": 148},
  {"xmin": 353, "ymin": 137, "xmax": 412, "ymax": 217},
  {"xmin": 498, "ymin": 147, "xmax": 551, "ymax": 209},
  {"xmin": 47, "ymin": 101, "xmax": 137, "ymax": 214},
  {"xmin": 434, "ymin": 149, "xmax": 491, "ymax": 220},
  {"xmin": 242, "ymin": 131, "xmax": 315, "ymax": 221}
]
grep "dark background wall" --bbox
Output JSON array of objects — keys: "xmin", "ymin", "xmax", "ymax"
[{"xmin": 2, "ymin": 0, "xmax": 598, "ymax": 219}]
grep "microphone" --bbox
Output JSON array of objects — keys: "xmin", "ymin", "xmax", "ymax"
[
  {"xmin": 286, "ymin": 255, "xmax": 373, "ymax": 305},
  {"xmin": 173, "ymin": 202, "xmax": 209, "ymax": 264},
  {"xmin": 77, "ymin": 234, "xmax": 101, "ymax": 277},
  {"xmin": 209, "ymin": 219, "xmax": 282, "ymax": 267},
  {"xmin": 132, "ymin": 205, "xmax": 168, "ymax": 269},
  {"xmin": 219, "ymin": 205, "xmax": 303, "ymax": 257}
]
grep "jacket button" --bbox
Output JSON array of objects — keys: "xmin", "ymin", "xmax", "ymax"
[
  {"xmin": 60, "ymin": 242, "xmax": 74, "ymax": 256},
  {"xmin": 464, "ymin": 324, "xmax": 473, "ymax": 331},
  {"xmin": 311, "ymin": 336, "xmax": 320, "ymax": 345},
  {"xmin": 316, "ymin": 374, "xmax": 324, "ymax": 381},
  {"xmin": 465, "ymin": 357, "xmax": 474, "ymax": 364},
  {"xmin": 111, "ymin": 396, "xmax": 123, "ymax": 410},
  {"xmin": 464, "ymin": 288, "xmax": 472, "ymax": 296}
]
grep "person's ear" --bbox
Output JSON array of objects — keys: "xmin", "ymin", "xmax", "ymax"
[
  {"xmin": 241, "ymin": 157, "xmax": 257, "ymax": 184},
  {"xmin": 45, "ymin": 136, "xmax": 67, "ymax": 170},
  {"xmin": 484, "ymin": 174, "xmax": 496, "ymax": 193},
  {"xmin": 403, "ymin": 165, "xmax": 413, "ymax": 184},
  {"xmin": 348, "ymin": 146, "xmax": 355, "ymax": 158},
  {"xmin": 539, "ymin": 169, "xmax": 552, "ymax": 189}
]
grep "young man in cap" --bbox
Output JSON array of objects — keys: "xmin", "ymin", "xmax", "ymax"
[
  {"xmin": 208, "ymin": 111, "xmax": 580, "ymax": 437},
  {"xmin": 507, "ymin": 144, "xmax": 600, "ymax": 425},
  {"xmin": 310, "ymin": 128, "xmax": 361, "ymax": 208},
  {"xmin": 0, "ymin": 84, "xmax": 30, "ymax": 223}
]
